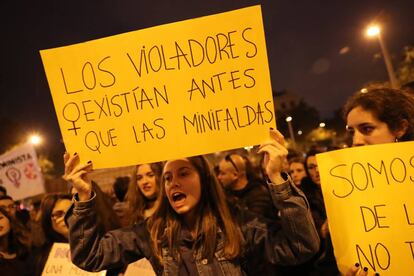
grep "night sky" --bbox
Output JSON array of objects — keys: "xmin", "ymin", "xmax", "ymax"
[{"xmin": 1, "ymin": 0, "xmax": 413, "ymax": 168}]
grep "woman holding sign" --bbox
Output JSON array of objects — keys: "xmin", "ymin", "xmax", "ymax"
[
  {"xmin": 63, "ymin": 129, "xmax": 320, "ymax": 275},
  {"xmin": 341, "ymin": 87, "xmax": 414, "ymax": 275}
]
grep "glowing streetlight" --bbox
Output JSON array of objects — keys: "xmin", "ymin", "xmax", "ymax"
[
  {"xmin": 28, "ymin": 134, "xmax": 42, "ymax": 146},
  {"xmin": 365, "ymin": 24, "xmax": 398, "ymax": 88},
  {"xmin": 366, "ymin": 25, "xmax": 380, "ymax": 37},
  {"xmin": 319, "ymin": 122, "xmax": 326, "ymax": 128},
  {"xmin": 285, "ymin": 116, "xmax": 296, "ymax": 148},
  {"xmin": 360, "ymin": 88, "xmax": 368, "ymax": 93},
  {"xmin": 297, "ymin": 130, "xmax": 303, "ymax": 135}
]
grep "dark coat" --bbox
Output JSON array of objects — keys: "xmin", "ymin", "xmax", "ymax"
[{"xmin": 227, "ymin": 179, "xmax": 277, "ymax": 221}]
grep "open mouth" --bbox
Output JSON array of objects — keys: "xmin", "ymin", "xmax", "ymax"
[
  {"xmin": 172, "ymin": 192, "xmax": 186, "ymax": 203},
  {"xmin": 143, "ymin": 185, "xmax": 152, "ymax": 191}
]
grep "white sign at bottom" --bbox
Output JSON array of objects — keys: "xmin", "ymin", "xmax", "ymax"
[
  {"xmin": 124, "ymin": 258, "xmax": 156, "ymax": 276},
  {"xmin": 42, "ymin": 243, "xmax": 106, "ymax": 276}
]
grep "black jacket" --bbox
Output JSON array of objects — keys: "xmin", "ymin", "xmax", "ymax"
[{"xmin": 228, "ymin": 179, "xmax": 277, "ymax": 222}]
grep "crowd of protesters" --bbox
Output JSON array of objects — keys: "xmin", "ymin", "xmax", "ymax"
[{"xmin": 1, "ymin": 86, "xmax": 414, "ymax": 276}]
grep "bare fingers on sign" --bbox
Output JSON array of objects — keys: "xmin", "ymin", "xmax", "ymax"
[
  {"xmin": 345, "ymin": 263, "xmax": 371, "ymax": 276},
  {"xmin": 63, "ymin": 152, "xmax": 78, "ymax": 177},
  {"xmin": 63, "ymin": 152, "xmax": 93, "ymax": 200},
  {"xmin": 269, "ymin": 128, "xmax": 286, "ymax": 145},
  {"xmin": 258, "ymin": 129, "xmax": 288, "ymax": 184}
]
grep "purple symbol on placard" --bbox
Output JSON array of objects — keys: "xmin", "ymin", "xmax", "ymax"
[{"xmin": 6, "ymin": 167, "xmax": 22, "ymax": 188}]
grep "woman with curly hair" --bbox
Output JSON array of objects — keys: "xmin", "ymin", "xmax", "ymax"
[
  {"xmin": 344, "ymin": 87, "xmax": 414, "ymax": 145},
  {"xmin": 342, "ymin": 87, "xmax": 414, "ymax": 275}
]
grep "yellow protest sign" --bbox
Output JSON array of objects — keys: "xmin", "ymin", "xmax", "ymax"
[
  {"xmin": 316, "ymin": 141, "xmax": 414, "ymax": 275},
  {"xmin": 40, "ymin": 5, "xmax": 275, "ymax": 168}
]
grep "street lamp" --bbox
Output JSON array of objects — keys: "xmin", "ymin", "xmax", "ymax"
[
  {"xmin": 28, "ymin": 134, "xmax": 42, "ymax": 146},
  {"xmin": 366, "ymin": 25, "xmax": 380, "ymax": 37},
  {"xmin": 319, "ymin": 122, "xmax": 326, "ymax": 128},
  {"xmin": 366, "ymin": 24, "xmax": 399, "ymax": 88},
  {"xmin": 285, "ymin": 116, "xmax": 296, "ymax": 148}
]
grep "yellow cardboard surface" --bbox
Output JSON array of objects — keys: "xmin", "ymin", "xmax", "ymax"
[
  {"xmin": 40, "ymin": 6, "xmax": 275, "ymax": 168},
  {"xmin": 316, "ymin": 141, "xmax": 414, "ymax": 275}
]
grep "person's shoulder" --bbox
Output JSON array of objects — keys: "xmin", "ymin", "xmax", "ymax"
[{"xmin": 245, "ymin": 180, "xmax": 271, "ymax": 197}]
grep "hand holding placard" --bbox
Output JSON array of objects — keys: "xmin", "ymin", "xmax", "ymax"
[
  {"xmin": 63, "ymin": 152, "xmax": 93, "ymax": 201},
  {"xmin": 258, "ymin": 128, "xmax": 288, "ymax": 184},
  {"xmin": 316, "ymin": 141, "xmax": 414, "ymax": 275}
]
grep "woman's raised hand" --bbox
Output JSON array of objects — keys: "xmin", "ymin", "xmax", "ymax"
[
  {"xmin": 258, "ymin": 128, "xmax": 289, "ymax": 185},
  {"xmin": 63, "ymin": 152, "xmax": 93, "ymax": 201}
]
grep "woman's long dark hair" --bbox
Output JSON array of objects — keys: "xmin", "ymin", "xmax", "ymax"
[
  {"xmin": 127, "ymin": 162, "xmax": 163, "ymax": 223},
  {"xmin": 148, "ymin": 156, "xmax": 243, "ymax": 263},
  {"xmin": 0, "ymin": 207, "xmax": 30, "ymax": 258},
  {"xmin": 39, "ymin": 193, "xmax": 72, "ymax": 243}
]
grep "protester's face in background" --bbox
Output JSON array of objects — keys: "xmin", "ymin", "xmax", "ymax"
[
  {"xmin": 0, "ymin": 199, "xmax": 16, "ymax": 217},
  {"xmin": 29, "ymin": 203, "xmax": 41, "ymax": 222},
  {"xmin": 137, "ymin": 164, "xmax": 159, "ymax": 200},
  {"xmin": 306, "ymin": 156, "xmax": 320, "ymax": 185},
  {"xmin": 217, "ymin": 160, "xmax": 238, "ymax": 189},
  {"xmin": 51, "ymin": 199, "xmax": 71, "ymax": 239},
  {"xmin": 346, "ymin": 106, "xmax": 401, "ymax": 146},
  {"xmin": 289, "ymin": 162, "xmax": 306, "ymax": 186},
  {"xmin": 0, "ymin": 212, "xmax": 11, "ymax": 237},
  {"xmin": 163, "ymin": 159, "xmax": 201, "ymax": 220}
]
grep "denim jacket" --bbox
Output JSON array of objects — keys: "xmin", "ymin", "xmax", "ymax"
[{"xmin": 66, "ymin": 178, "xmax": 319, "ymax": 276}]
